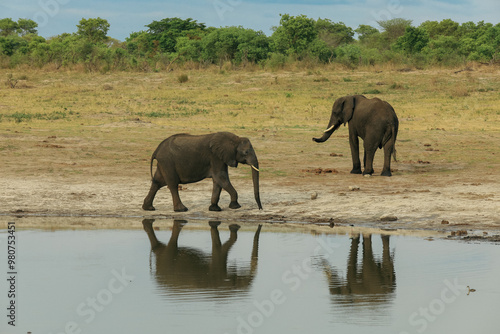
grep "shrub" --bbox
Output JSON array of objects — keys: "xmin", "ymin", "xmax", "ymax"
[{"xmin": 177, "ymin": 74, "xmax": 189, "ymax": 83}]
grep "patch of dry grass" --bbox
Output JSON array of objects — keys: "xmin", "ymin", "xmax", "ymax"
[{"xmin": 0, "ymin": 65, "xmax": 499, "ymax": 180}]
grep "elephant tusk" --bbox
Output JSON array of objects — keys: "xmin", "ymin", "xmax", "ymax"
[
  {"xmin": 324, "ymin": 125, "xmax": 335, "ymax": 132},
  {"xmin": 251, "ymin": 165, "xmax": 260, "ymax": 172}
]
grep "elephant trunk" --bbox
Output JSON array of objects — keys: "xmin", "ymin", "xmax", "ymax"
[
  {"xmin": 312, "ymin": 122, "xmax": 339, "ymax": 143},
  {"xmin": 250, "ymin": 224, "xmax": 262, "ymax": 274},
  {"xmin": 249, "ymin": 157, "xmax": 262, "ymax": 210}
]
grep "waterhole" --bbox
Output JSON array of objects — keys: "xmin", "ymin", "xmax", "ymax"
[{"xmin": 0, "ymin": 218, "xmax": 498, "ymax": 334}]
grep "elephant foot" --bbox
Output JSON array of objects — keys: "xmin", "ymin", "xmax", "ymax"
[
  {"xmin": 350, "ymin": 168, "xmax": 362, "ymax": 174},
  {"xmin": 229, "ymin": 201, "xmax": 241, "ymax": 209},
  {"xmin": 363, "ymin": 170, "xmax": 374, "ymax": 176},
  {"xmin": 209, "ymin": 221, "xmax": 221, "ymax": 227},
  {"xmin": 229, "ymin": 224, "xmax": 241, "ymax": 232},
  {"xmin": 142, "ymin": 204, "xmax": 156, "ymax": 211},
  {"xmin": 174, "ymin": 204, "xmax": 188, "ymax": 212},
  {"xmin": 209, "ymin": 204, "xmax": 222, "ymax": 211},
  {"xmin": 142, "ymin": 218, "xmax": 155, "ymax": 228},
  {"xmin": 173, "ymin": 220, "xmax": 188, "ymax": 228},
  {"xmin": 381, "ymin": 169, "xmax": 392, "ymax": 177}
]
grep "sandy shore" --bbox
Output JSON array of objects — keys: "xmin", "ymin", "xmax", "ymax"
[{"xmin": 1, "ymin": 168, "xmax": 499, "ymax": 240}]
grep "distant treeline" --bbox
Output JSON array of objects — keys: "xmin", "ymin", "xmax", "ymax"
[{"xmin": 1, "ymin": 15, "xmax": 499, "ymax": 71}]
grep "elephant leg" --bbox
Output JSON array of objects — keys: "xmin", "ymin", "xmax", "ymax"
[
  {"xmin": 346, "ymin": 235, "xmax": 360, "ymax": 282},
  {"xmin": 209, "ymin": 181, "xmax": 223, "ymax": 211},
  {"xmin": 142, "ymin": 169, "xmax": 166, "ymax": 211},
  {"xmin": 380, "ymin": 235, "xmax": 396, "ymax": 284},
  {"xmin": 362, "ymin": 141, "xmax": 377, "ymax": 175},
  {"xmin": 349, "ymin": 131, "xmax": 362, "ymax": 174},
  {"xmin": 167, "ymin": 184, "xmax": 188, "ymax": 212},
  {"xmin": 210, "ymin": 221, "xmax": 222, "ymax": 257},
  {"xmin": 209, "ymin": 221, "xmax": 222, "ymax": 246},
  {"xmin": 142, "ymin": 219, "xmax": 160, "ymax": 248},
  {"xmin": 381, "ymin": 143, "xmax": 393, "ymax": 176},
  {"xmin": 157, "ymin": 166, "xmax": 187, "ymax": 212},
  {"xmin": 169, "ymin": 220, "xmax": 187, "ymax": 247},
  {"xmin": 221, "ymin": 224, "xmax": 239, "ymax": 256},
  {"xmin": 213, "ymin": 169, "xmax": 240, "ymax": 209}
]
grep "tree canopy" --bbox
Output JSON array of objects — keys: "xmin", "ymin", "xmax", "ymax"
[{"xmin": 0, "ymin": 15, "xmax": 498, "ymax": 71}]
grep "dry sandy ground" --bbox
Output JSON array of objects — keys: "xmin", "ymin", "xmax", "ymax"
[{"xmin": 1, "ymin": 165, "xmax": 499, "ymax": 239}]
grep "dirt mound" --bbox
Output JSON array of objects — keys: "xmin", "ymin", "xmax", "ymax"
[{"xmin": 301, "ymin": 168, "xmax": 339, "ymax": 175}]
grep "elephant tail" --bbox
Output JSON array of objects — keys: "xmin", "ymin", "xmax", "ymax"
[
  {"xmin": 149, "ymin": 152, "xmax": 156, "ymax": 181},
  {"xmin": 149, "ymin": 144, "xmax": 162, "ymax": 181},
  {"xmin": 382, "ymin": 123, "xmax": 398, "ymax": 162},
  {"xmin": 392, "ymin": 117, "xmax": 398, "ymax": 162}
]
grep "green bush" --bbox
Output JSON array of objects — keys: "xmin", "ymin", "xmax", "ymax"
[
  {"xmin": 177, "ymin": 74, "xmax": 189, "ymax": 83},
  {"xmin": 266, "ymin": 52, "xmax": 288, "ymax": 70}
]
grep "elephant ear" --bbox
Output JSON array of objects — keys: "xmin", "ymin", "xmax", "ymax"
[
  {"xmin": 341, "ymin": 95, "xmax": 356, "ymax": 125},
  {"xmin": 209, "ymin": 132, "xmax": 239, "ymax": 167}
]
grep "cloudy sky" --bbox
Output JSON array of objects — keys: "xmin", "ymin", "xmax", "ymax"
[{"xmin": 1, "ymin": 0, "xmax": 499, "ymax": 41}]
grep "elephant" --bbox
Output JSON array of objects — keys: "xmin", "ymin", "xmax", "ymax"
[
  {"xmin": 142, "ymin": 219, "xmax": 262, "ymax": 295},
  {"xmin": 321, "ymin": 234, "xmax": 396, "ymax": 315},
  {"xmin": 313, "ymin": 95, "xmax": 398, "ymax": 176},
  {"xmin": 142, "ymin": 132, "xmax": 262, "ymax": 212}
]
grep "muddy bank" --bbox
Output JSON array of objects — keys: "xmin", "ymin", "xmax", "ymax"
[{"xmin": 1, "ymin": 169, "xmax": 499, "ymax": 240}]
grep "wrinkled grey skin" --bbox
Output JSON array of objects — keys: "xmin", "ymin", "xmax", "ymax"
[
  {"xmin": 142, "ymin": 132, "xmax": 262, "ymax": 212},
  {"xmin": 313, "ymin": 95, "xmax": 398, "ymax": 176},
  {"xmin": 142, "ymin": 219, "xmax": 262, "ymax": 294}
]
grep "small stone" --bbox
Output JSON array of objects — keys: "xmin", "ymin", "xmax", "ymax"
[
  {"xmin": 349, "ymin": 186, "xmax": 360, "ymax": 191},
  {"xmin": 380, "ymin": 215, "xmax": 398, "ymax": 222},
  {"xmin": 441, "ymin": 220, "xmax": 449, "ymax": 224},
  {"xmin": 364, "ymin": 174, "xmax": 372, "ymax": 178},
  {"xmin": 311, "ymin": 192, "xmax": 318, "ymax": 200}
]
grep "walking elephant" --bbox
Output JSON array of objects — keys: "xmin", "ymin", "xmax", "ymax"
[
  {"xmin": 313, "ymin": 95, "xmax": 398, "ymax": 176},
  {"xmin": 142, "ymin": 219, "xmax": 262, "ymax": 295},
  {"xmin": 142, "ymin": 132, "xmax": 262, "ymax": 212}
]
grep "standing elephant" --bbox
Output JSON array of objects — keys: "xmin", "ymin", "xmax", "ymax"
[
  {"xmin": 142, "ymin": 219, "xmax": 262, "ymax": 294},
  {"xmin": 321, "ymin": 234, "xmax": 396, "ymax": 319},
  {"xmin": 313, "ymin": 95, "xmax": 398, "ymax": 176},
  {"xmin": 142, "ymin": 132, "xmax": 262, "ymax": 212}
]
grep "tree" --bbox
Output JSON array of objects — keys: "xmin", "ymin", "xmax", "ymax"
[
  {"xmin": 17, "ymin": 19, "xmax": 38, "ymax": 36},
  {"xmin": 199, "ymin": 26, "xmax": 270, "ymax": 65},
  {"xmin": 0, "ymin": 18, "xmax": 18, "ymax": 37},
  {"xmin": 235, "ymin": 29, "xmax": 271, "ymax": 64},
  {"xmin": 393, "ymin": 26, "xmax": 429, "ymax": 54},
  {"xmin": 425, "ymin": 35, "xmax": 461, "ymax": 63},
  {"xmin": 356, "ymin": 25, "xmax": 382, "ymax": 49},
  {"xmin": 146, "ymin": 17, "xmax": 206, "ymax": 53},
  {"xmin": 377, "ymin": 18, "xmax": 412, "ymax": 42},
  {"xmin": 420, "ymin": 19, "xmax": 459, "ymax": 38},
  {"xmin": 356, "ymin": 25, "xmax": 379, "ymax": 42},
  {"xmin": 316, "ymin": 19, "xmax": 354, "ymax": 47},
  {"xmin": 272, "ymin": 14, "xmax": 317, "ymax": 56},
  {"xmin": 201, "ymin": 27, "xmax": 240, "ymax": 65},
  {"xmin": 77, "ymin": 18, "xmax": 110, "ymax": 44}
]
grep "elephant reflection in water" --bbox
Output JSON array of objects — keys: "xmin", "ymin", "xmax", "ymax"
[
  {"xmin": 322, "ymin": 234, "xmax": 396, "ymax": 310},
  {"xmin": 142, "ymin": 219, "xmax": 262, "ymax": 294}
]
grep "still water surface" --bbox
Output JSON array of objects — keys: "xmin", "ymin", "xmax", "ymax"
[{"xmin": 1, "ymin": 219, "xmax": 499, "ymax": 334}]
